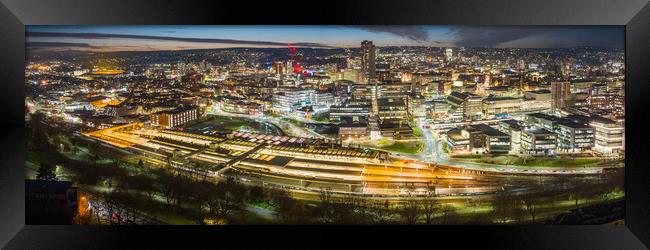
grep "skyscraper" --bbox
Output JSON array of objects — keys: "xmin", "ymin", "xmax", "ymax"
[
  {"xmin": 361, "ymin": 40, "xmax": 376, "ymax": 82},
  {"xmin": 272, "ymin": 61, "xmax": 285, "ymax": 76},
  {"xmin": 551, "ymin": 81, "xmax": 570, "ymax": 111},
  {"xmin": 445, "ymin": 48, "xmax": 453, "ymax": 62}
]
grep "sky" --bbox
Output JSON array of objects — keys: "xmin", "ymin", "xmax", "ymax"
[{"xmin": 26, "ymin": 25, "xmax": 625, "ymax": 52}]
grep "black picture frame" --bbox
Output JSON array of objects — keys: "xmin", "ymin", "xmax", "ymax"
[{"xmin": 1, "ymin": 0, "xmax": 649, "ymax": 249}]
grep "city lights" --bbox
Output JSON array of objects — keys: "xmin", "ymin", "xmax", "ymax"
[{"xmin": 25, "ymin": 25, "xmax": 625, "ymax": 225}]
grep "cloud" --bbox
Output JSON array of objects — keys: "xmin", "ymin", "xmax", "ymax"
[
  {"xmin": 350, "ymin": 25, "xmax": 430, "ymax": 42},
  {"xmin": 26, "ymin": 31, "xmax": 337, "ymax": 48},
  {"xmin": 26, "ymin": 41, "xmax": 94, "ymax": 48},
  {"xmin": 26, "ymin": 42, "xmax": 97, "ymax": 52},
  {"xmin": 445, "ymin": 26, "xmax": 624, "ymax": 48},
  {"xmin": 445, "ymin": 26, "xmax": 545, "ymax": 47}
]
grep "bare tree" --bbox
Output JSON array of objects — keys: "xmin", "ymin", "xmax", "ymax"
[
  {"xmin": 372, "ymin": 200, "xmax": 394, "ymax": 224},
  {"xmin": 399, "ymin": 199, "xmax": 421, "ymax": 225},
  {"xmin": 493, "ymin": 188, "xmax": 512, "ymax": 224},
  {"xmin": 512, "ymin": 200, "xmax": 526, "ymax": 224},
  {"xmin": 439, "ymin": 204, "xmax": 458, "ymax": 225},
  {"xmin": 102, "ymin": 189, "xmax": 116, "ymax": 225},
  {"xmin": 521, "ymin": 193, "xmax": 540, "ymax": 223},
  {"xmin": 316, "ymin": 188, "xmax": 334, "ymax": 223},
  {"xmin": 421, "ymin": 197, "xmax": 439, "ymax": 225},
  {"xmin": 331, "ymin": 193, "xmax": 358, "ymax": 224},
  {"xmin": 284, "ymin": 201, "xmax": 312, "ymax": 224},
  {"xmin": 354, "ymin": 197, "xmax": 372, "ymax": 224}
]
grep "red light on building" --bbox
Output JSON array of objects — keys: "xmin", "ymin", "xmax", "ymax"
[{"xmin": 293, "ymin": 64, "xmax": 302, "ymax": 74}]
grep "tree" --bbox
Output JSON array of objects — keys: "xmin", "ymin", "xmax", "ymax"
[
  {"xmin": 354, "ymin": 197, "xmax": 372, "ymax": 224},
  {"xmin": 156, "ymin": 169, "xmax": 177, "ymax": 207},
  {"xmin": 399, "ymin": 199, "xmax": 421, "ymax": 225},
  {"xmin": 331, "ymin": 194, "xmax": 360, "ymax": 224},
  {"xmin": 439, "ymin": 204, "xmax": 458, "ymax": 225},
  {"xmin": 89, "ymin": 141, "xmax": 101, "ymax": 161},
  {"xmin": 247, "ymin": 186, "xmax": 265, "ymax": 204},
  {"xmin": 372, "ymin": 200, "xmax": 394, "ymax": 224},
  {"xmin": 283, "ymin": 201, "xmax": 311, "ymax": 224},
  {"xmin": 493, "ymin": 188, "xmax": 512, "ymax": 224},
  {"xmin": 421, "ymin": 198, "xmax": 439, "ymax": 225},
  {"xmin": 603, "ymin": 170, "xmax": 624, "ymax": 201},
  {"xmin": 316, "ymin": 188, "xmax": 334, "ymax": 224},
  {"xmin": 51, "ymin": 135, "xmax": 63, "ymax": 152},
  {"xmin": 102, "ymin": 188, "xmax": 117, "ymax": 225},
  {"xmin": 211, "ymin": 189, "xmax": 240, "ymax": 221},
  {"xmin": 76, "ymin": 162, "xmax": 101, "ymax": 185},
  {"xmin": 28, "ymin": 112, "xmax": 51, "ymax": 150},
  {"xmin": 512, "ymin": 200, "xmax": 526, "ymax": 224},
  {"xmin": 130, "ymin": 175, "xmax": 155, "ymax": 200},
  {"xmin": 269, "ymin": 188, "xmax": 293, "ymax": 211},
  {"xmin": 521, "ymin": 193, "xmax": 540, "ymax": 224},
  {"xmin": 36, "ymin": 162, "xmax": 56, "ymax": 180},
  {"xmin": 571, "ymin": 183, "xmax": 588, "ymax": 208},
  {"xmin": 203, "ymin": 182, "xmax": 223, "ymax": 219}
]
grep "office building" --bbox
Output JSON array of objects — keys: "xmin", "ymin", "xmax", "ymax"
[
  {"xmin": 150, "ymin": 106, "xmax": 199, "ymax": 129},
  {"xmin": 482, "ymin": 96, "xmax": 521, "ymax": 117},
  {"xmin": 217, "ymin": 96, "xmax": 264, "ymax": 116},
  {"xmin": 551, "ymin": 81, "xmax": 570, "ymax": 111},
  {"xmin": 521, "ymin": 127, "xmax": 557, "ymax": 155},
  {"xmin": 447, "ymin": 91, "xmax": 483, "ymax": 120},
  {"xmin": 379, "ymin": 122, "xmax": 414, "ymax": 140},
  {"xmin": 524, "ymin": 90, "xmax": 552, "ymax": 101},
  {"xmin": 498, "ymin": 120, "xmax": 524, "ymax": 154},
  {"xmin": 555, "ymin": 119, "xmax": 595, "ymax": 152},
  {"xmin": 361, "ymin": 40, "xmax": 376, "ymax": 82},
  {"xmin": 329, "ymin": 104, "xmax": 371, "ymax": 121},
  {"xmin": 590, "ymin": 117, "xmax": 624, "ymax": 154},
  {"xmin": 467, "ymin": 124, "xmax": 511, "ymax": 153},
  {"xmin": 272, "ymin": 89, "xmax": 335, "ymax": 113},
  {"xmin": 445, "ymin": 48, "xmax": 453, "ymax": 62},
  {"xmin": 377, "ymin": 98, "xmax": 409, "ymax": 121},
  {"xmin": 339, "ymin": 122, "xmax": 369, "ymax": 141},
  {"xmin": 446, "ymin": 124, "xmax": 511, "ymax": 154},
  {"xmin": 446, "ymin": 128, "xmax": 470, "ymax": 153},
  {"xmin": 526, "ymin": 112, "xmax": 595, "ymax": 152},
  {"xmin": 525, "ymin": 112, "xmax": 557, "ymax": 131}
]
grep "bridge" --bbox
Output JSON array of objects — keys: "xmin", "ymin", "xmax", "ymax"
[{"xmin": 215, "ymin": 143, "xmax": 268, "ymax": 175}]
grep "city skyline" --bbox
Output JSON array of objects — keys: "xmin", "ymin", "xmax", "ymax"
[
  {"xmin": 25, "ymin": 26, "xmax": 625, "ymax": 226},
  {"xmin": 27, "ymin": 25, "xmax": 625, "ymax": 52}
]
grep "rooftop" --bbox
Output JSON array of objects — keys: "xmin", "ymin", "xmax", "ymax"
[
  {"xmin": 524, "ymin": 126, "xmax": 555, "ymax": 135},
  {"xmin": 500, "ymin": 119, "xmax": 524, "ymax": 130},
  {"xmin": 556, "ymin": 118, "xmax": 592, "ymax": 129},
  {"xmin": 527, "ymin": 112, "xmax": 558, "ymax": 122},
  {"xmin": 156, "ymin": 106, "xmax": 197, "ymax": 115},
  {"xmin": 526, "ymin": 89, "xmax": 551, "ymax": 94},
  {"xmin": 468, "ymin": 124, "xmax": 509, "ymax": 137}
]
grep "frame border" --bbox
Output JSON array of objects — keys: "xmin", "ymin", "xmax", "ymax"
[{"xmin": 1, "ymin": 0, "xmax": 649, "ymax": 249}]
